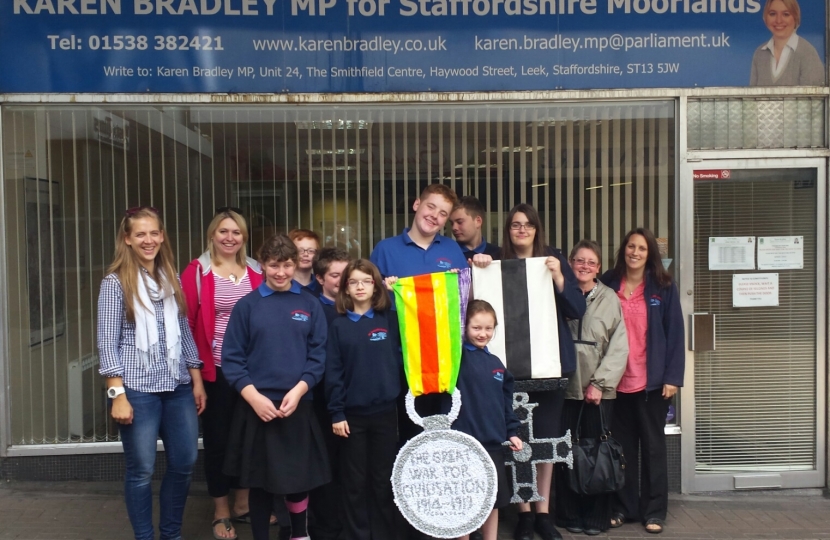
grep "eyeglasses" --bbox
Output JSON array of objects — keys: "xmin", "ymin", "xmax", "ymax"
[
  {"xmin": 571, "ymin": 258, "xmax": 599, "ymax": 268},
  {"xmin": 298, "ymin": 248, "xmax": 318, "ymax": 256},
  {"xmin": 510, "ymin": 222, "xmax": 536, "ymax": 231},
  {"xmin": 125, "ymin": 206, "xmax": 159, "ymax": 217},
  {"xmin": 215, "ymin": 206, "xmax": 243, "ymax": 215},
  {"xmin": 348, "ymin": 278, "xmax": 374, "ymax": 288}
]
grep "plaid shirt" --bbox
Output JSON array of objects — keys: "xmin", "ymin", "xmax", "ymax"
[{"xmin": 97, "ymin": 272, "xmax": 201, "ymax": 393}]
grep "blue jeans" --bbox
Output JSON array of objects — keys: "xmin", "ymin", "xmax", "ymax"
[{"xmin": 119, "ymin": 384, "xmax": 198, "ymax": 540}]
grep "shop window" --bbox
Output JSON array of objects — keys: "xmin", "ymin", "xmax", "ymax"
[
  {"xmin": 1, "ymin": 102, "xmax": 675, "ymax": 446},
  {"xmin": 687, "ymin": 97, "xmax": 826, "ymax": 150}
]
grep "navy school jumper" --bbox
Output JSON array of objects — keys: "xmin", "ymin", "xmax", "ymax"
[
  {"xmin": 449, "ymin": 344, "xmax": 520, "ymax": 451},
  {"xmin": 325, "ymin": 308, "xmax": 403, "ymax": 424},
  {"xmin": 221, "ymin": 281, "xmax": 328, "ymax": 401}
]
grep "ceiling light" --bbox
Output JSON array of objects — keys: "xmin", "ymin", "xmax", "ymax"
[
  {"xmin": 483, "ymin": 146, "xmax": 546, "ymax": 152},
  {"xmin": 309, "ymin": 165, "xmax": 358, "ymax": 171},
  {"xmin": 454, "ymin": 163, "xmax": 500, "ymax": 169},
  {"xmin": 295, "ymin": 120, "xmax": 372, "ymax": 130},
  {"xmin": 305, "ymin": 148, "xmax": 366, "ymax": 155}
]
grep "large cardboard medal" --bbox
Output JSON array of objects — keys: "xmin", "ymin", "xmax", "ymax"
[
  {"xmin": 392, "ymin": 391, "xmax": 497, "ymax": 538},
  {"xmin": 391, "ymin": 272, "xmax": 496, "ymax": 538}
]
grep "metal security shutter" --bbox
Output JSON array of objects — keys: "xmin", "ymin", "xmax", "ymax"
[{"xmin": 693, "ymin": 170, "xmax": 817, "ymax": 472}]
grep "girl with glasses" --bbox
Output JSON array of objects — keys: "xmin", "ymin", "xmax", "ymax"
[
  {"xmin": 325, "ymin": 259, "xmax": 402, "ymax": 540},
  {"xmin": 501, "ymin": 203, "xmax": 586, "ymax": 540},
  {"xmin": 289, "ymin": 229, "xmax": 322, "ymax": 295}
]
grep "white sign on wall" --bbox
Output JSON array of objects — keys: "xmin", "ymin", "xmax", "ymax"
[
  {"xmin": 709, "ymin": 237, "xmax": 756, "ymax": 271},
  {"xmin": 732, "ymin": 273, "xmax": 779, "ymax": 308},
  {"xmin": 757, "ymin": 236, "xmax": 803, "ymax": 270}
]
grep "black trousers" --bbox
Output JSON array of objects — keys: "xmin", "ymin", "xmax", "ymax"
[
  {"xmin": 309, "ymin": 398, "xmax": 344, "ymax": 540},
  {"xmin": 555, "ymin": 398, "xmax": 615, "ymax": 532},
  {"xmin": 202, "ymin": 367, "xmax": 238, "ymax": 498},
  {"xmin": 340, "ymin": 408, "xmax": 399, "ymax": 540},
  {"xmin": 611, "ymin": 389, "xmax": 670, "ymax": 524}
]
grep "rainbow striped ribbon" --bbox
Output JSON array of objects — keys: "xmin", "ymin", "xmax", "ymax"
[{"xmin": 393, "ymin": 272, "xmax": 463, "ymax": 397}]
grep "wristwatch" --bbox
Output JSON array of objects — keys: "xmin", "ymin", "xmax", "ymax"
[{"xmin": 107, "ymin": 386, "xmax": 126, "ymax": 399}]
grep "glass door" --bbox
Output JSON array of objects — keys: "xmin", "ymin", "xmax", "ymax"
[{"xmin": 681, "ymin": 159, "xmax": 826, "ymax": 492}]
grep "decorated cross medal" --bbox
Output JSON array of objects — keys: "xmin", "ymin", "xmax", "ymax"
[{"xmin": 391, "ymin": 271, "xmax": 497, "ymax": 539}]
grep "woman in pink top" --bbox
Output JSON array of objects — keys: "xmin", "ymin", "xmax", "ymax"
[
  {"xmin": 181, "ymin": 208, "xmax": 263, "ymax": 540},
  {"xmin": 600, "ymin": 228, "xmax": 685, "ymax": 535}
]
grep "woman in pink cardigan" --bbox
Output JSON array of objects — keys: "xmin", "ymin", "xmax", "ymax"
[{"xmin": 182, "ymin": 208, "xmax": 263, "ymax": 540}]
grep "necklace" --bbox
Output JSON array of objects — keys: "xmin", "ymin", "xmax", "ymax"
[
  {"xmin": 228, "ymin": 273, "xmax": 239, "ymax": 285},
  {"xmin": 585, "ymin": 281, "xmax": 599, "ymax": 301},
  {"xmin": 624, "ymin": 278, "xmax": 642, "ymax": 297}
]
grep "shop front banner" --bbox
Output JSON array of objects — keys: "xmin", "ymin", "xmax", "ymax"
[{"xmin": 0, "ymin": 0, "xmax": 825, "ymax": 93}]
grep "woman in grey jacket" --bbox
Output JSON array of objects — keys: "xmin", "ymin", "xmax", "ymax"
[{"xmin": 555, "ymin": 240, "xmax": 629, "ymax": 536}]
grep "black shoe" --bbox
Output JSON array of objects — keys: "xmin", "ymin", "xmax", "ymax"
[
  {"xmin": 565, "ymin": 525, "xmax": 583, "ymax": 533},
  {"xmin": 584, "ymin": 528, "xmax": 601, "ymax": 536},
  {"xmin": 534, "ymin": 513, "xmax": 563, "ymax": 540},
  {"xmin": 470, "ymin": 530, "xmax": 484, "ymax": 540},
  {"xmin": 513, "ymin": 512, "xmax": 534, "ymax": 540}
]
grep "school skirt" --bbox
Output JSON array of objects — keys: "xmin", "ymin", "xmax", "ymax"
[
  {"xmin": 223, "ymin": 399, "xmax": 331, "ymax": 495},
  {"xmin": 526, "ymin": 389, "xmax": 566, "ymax": 439},
  {"xmin": 488, "ymin": 447, "xmax": 513, "ymax": 509}
]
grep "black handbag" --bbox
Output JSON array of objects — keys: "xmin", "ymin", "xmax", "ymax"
[{"xmin": 567, "ymin": 402, "xmax": 626, "ymax": 496}]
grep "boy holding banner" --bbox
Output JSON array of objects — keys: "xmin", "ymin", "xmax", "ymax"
[
  {"xmin": 370, "ymin": 184, "xmax": 467, "ymax": 279},
  {"xmin": 370, "ymin": 184, "xmax": 468, "ymax": 539}
]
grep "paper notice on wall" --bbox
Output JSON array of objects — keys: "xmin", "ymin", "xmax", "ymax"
[
  {"xmin": 732, "ymin": 273, "xmax": 779, "ymax": 307},
  {"xmin": 709, "ymin": 237, "xmax": 755, "ymax": 270},
  {"xmin": 757, "ymin": 236, "xmax": 803, "ymax": 270}
]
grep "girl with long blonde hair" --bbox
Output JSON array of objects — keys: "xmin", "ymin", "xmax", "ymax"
[{"xmin": 97, "ymin": 206, "xmax": 206, "ymax": 540}]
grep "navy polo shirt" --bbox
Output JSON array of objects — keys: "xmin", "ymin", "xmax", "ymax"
[
  {"xmin": 260, "ymin": 280, "xmax": 302, "ymax": 297},
  {"xmin": 370, "ymin": 228, "xmax": 467, "ymax": 279},
  {"xmin": 318, "ymin": 294, "xmax": 340, "ymax": 327},
  {"xmin": 296, "ymin": 278, "xmax": 321, "ymax": 295},
  {"xmin": 461, "ymin": 239, "xmax": 502, "ymax": 261}
]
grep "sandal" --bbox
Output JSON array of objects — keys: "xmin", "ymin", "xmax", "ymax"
[
  {"xmin": 212, "ymin": 518, "xmax": 238, "ymax": 540},
  {"xmin": 610, "ymin": 512, "xmax": 625, "ymax": 528},
  {"xmin": 230, "ymin": 512, "xmax": 250, "ymax": 524},
  {"xmin": 645, "ymin": 518, "xmax": 665, "ymax": 534}
]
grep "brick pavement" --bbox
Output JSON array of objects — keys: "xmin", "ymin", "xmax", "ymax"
[{"xmin": 0, "ymin": 481, "xmax": 828, "ymax": 540}]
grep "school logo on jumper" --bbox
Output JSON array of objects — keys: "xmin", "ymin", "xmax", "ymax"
[
  {"xmin": 291, "ymin": 310, "xmax": 310, "ymax": 322},
  {"xmin": 493, "ymin": 369, "xmax": 504, "ymax": 382},
  {"xmin": 436, "ymin": 257, "xmax": 452, "ymax": 270},
  {"xmin": 649, "ymin": 295, "xmax": 663, "ymax": 307},
  {"xmin": 369, "ymin": 328, "xmax": 388, "ymax": 341}
]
